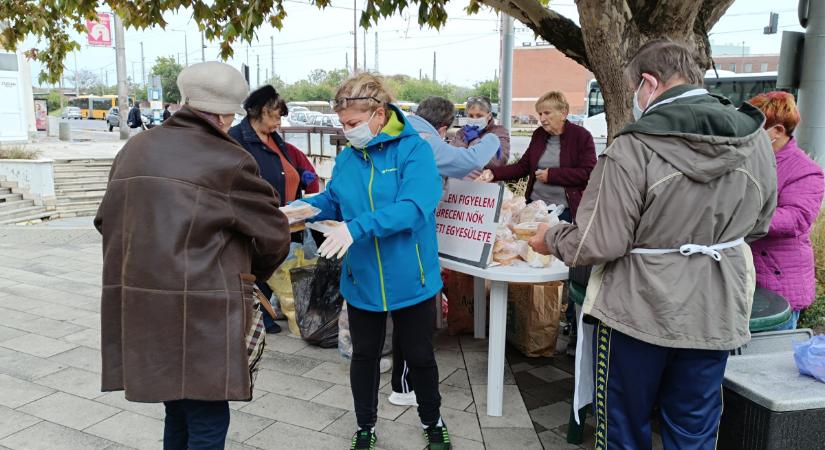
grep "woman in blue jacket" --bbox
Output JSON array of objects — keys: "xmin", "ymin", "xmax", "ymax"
[{"xmin": 303, "ymin": 73, "xmax": 450, "ymax": 450}]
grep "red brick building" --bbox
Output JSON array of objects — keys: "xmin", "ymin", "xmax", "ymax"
[
  {"xmin": 711, "ymin": 54, "xmax": 779, "ymax": 74},
  {"xmin": 512, "ymin": 45, "xmax": 593, "ymax": 120}
]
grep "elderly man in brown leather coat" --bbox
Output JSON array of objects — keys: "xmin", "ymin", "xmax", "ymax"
[{"xmin": 94, "ymin": 62, "xmax": 290, "ymax": 449}]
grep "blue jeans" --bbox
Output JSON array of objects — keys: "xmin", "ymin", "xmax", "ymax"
[
  {"xmin": 776, "ymin": 310, "xmax": 801, "ymax": 330},
  {"xmin": 163, "ymin": 400, "xmax": 230, "ymax": 450}
]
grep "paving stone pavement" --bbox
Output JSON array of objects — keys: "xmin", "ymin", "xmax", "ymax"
[{"xmin": 0, "ymin": 226, "xmax": 594, "ymax": 449}]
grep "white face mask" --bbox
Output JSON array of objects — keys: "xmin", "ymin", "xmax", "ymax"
[
  {"xmin": 632, "ymin": 78, "xmax": 658, "ymax": 121},
  {"xmin": 345, "ymin": 111, "xmax": 377, "ymax": 149},
  {"xmin": 467, "ymin": 117, "xmax": 488, "ymax": 129}
]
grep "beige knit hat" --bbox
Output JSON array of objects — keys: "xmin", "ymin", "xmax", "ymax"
[{"xmin": 177, "ymin": 62, "xmax": 248, "ymax": 115}]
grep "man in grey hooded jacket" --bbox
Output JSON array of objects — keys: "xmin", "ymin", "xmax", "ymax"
[{"xmin": 530, "ymin": 40, "xmax": 777, "ymax": 450}]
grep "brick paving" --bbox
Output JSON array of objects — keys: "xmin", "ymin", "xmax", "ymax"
[{"xmin": 0, "ymin": 223, "xmax": 596, "ymax": 449}]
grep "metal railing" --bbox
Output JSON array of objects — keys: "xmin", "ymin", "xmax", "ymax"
[{"xmin": 280, "ymin": 126, "xmax": 346, "ymax": 158}]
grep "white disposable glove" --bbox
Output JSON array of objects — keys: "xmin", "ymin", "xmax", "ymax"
[
  {"xmin": 476, "ymin": 169, "xmax": 494, "ymax": 183},
  {"xmin": 317, "ymin": 222, "xmax": 354, "ymax": 259}
]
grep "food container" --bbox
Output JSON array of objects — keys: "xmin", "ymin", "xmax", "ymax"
[{"xmin": 513, "ymin": 222, "xmax": 541, "ymax": 240}]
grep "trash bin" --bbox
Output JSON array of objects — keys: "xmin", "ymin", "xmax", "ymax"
[
  {"xmin": 750, "ymin": 287, "xmax": 792, "ymax": 332},
  {"xmin": 58, "ymin": 122, "xmax": 71, "ymax": 141}
]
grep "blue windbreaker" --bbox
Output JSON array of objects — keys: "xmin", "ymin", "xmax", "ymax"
[{"xmin": 303, "ymin": 105, "xmax": 443, "ymax": 312}]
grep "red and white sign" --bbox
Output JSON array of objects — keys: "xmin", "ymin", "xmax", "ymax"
[
  {"xmin": 436, "ymin": 179, "xmax": 504, "ymax": 268},
  {"xmin": 86, "ymin": 14, "xmax": 112, "ymax": 47}
]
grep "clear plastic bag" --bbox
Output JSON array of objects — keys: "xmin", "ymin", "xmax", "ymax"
[
  {"xmin": 794, "ymin": 335, "xmax": 825, "ymax": 383},
  {"xmin": 280, "ymin": 200, "xmax": 321, "ymax": 225}
]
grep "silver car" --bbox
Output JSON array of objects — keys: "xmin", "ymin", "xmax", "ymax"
[{"xmin": 62, "ymin": 106, "xmax": 82, "ymax": 120}]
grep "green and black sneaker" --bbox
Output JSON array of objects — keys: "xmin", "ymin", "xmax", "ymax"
[
  {"xmin": 424, "ymin": 423, "xmax": 452, "ymax": 450},
  {"xmin": 350, "ymin": 428, "xmax": 377, "ymax": 450}
]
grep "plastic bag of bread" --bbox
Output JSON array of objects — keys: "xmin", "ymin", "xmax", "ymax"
[
  {"xmin": 525, "ymin": 247, "xmax": 552, "ymax": 268},
  {"xmin": 280, "ymin": 200, "xmax": 321, "ymax": 225},
  {"xmin": 519, "ymin": 200, "xmax": 549, "ymax": 224}
]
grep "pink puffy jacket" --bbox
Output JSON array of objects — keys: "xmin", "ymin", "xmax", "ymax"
[{"xmin": 750, "ymin": 138, "xmax": 825, "ymax": 311}]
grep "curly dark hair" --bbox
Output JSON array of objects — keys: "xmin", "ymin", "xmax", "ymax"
[{"xmin": 243, "ymin": 85, "xmax": 284, "ymax": 120}]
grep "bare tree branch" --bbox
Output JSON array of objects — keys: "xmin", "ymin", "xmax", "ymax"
[
  {"xmin": 477, "ymin": 0, "xmax": 589, "ymax": 67},
  {"xmin": 697, "ymin": 0, "xmax": 735, "ymax": 30}
]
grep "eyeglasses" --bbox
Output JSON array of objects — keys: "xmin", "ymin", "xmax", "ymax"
[
  {"xmin": 467, "ymin": 96, "xmax": 491, "ymax": 104},
  {"xmin": 330, "ymin": 96, "xmax": 381, "ymax": 109}
]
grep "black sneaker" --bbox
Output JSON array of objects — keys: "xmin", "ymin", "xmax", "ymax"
[
  {"xmin": 424, "ymin": 423, "xmax": 452, "ymax": 450},
  {"xmin": 264, "ymin": 321, "xmax": 281, "ymax": 334},
  {"xmin": 350, "ymin": 429, "xmax": 376, "ymax": 450}
]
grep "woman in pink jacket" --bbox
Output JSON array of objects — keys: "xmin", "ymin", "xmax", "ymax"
[{"xmin": 749, "ymin": 91, "xmax": 825, "ymax": 329}]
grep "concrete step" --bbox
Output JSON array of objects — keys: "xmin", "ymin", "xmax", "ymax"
[
  {"xmin": 0, "ymin": 193, "xmax": 24, "ymax": 203},
  {"xmin": 54, "ymin": 159, "xmax": 114, "ymax": 166},
  {"xmin": 0, "ymin": 212, "xmax": 57, "ymax": 225},
  {"xmin": 0, "ymin": 206, "xmax": 49, "ymax": 224},
  {"xmin": 53, "ymin": 181, "xmax": 109, "ymax": 191},
  {"xmin": 0, "ymin": 187, "xmax": 11, "ymax": 195},
  {"xmin": 0, "ymin": 199, "xmax": 35, "ymax": 211},
  {"xmin": 56, "ymin": 199, "xmax": 102, "ymax": 209},
  {"xmin": 53, "ymin": 168, "xmax": 112, "ymax": 177},
  {"xmin": 55, "ymin": 188, "xmax": 107, "ymax": 197},
  {"xmin": 55, "ymin": 207, "xmax": 99, "ymax": 218},
  {"xmin": 54, "ymin": 175, "xmax": 110, "ymax": 183},
  {"xmin": 53, "ymin": 162, "xmax": 114, "ymax": 168},
  {"xmin": 0, "ymin": 181, "xmax": 19, "ymax": 189}
]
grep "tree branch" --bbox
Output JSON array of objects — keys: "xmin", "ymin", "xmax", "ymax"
[
  {"xmin": 697, "ymin": 0, "xmax": 735, "ymax": 30},
  {"xmin": 693, "ymin": 0, "xmax": 734, "ymax": 70},
  {"xmin": 477, "ymin": 0, "xmax": 589, "ymax": 68}
]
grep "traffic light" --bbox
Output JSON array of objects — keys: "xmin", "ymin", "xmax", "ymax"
[{"xmin": 764, "ymin": 12, "xmax": 779, "ymax": 34}]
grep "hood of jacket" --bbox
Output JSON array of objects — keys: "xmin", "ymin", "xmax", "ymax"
[{"xmin": 617, "ymin": 85, "xmax": 768, "ymax": 183}]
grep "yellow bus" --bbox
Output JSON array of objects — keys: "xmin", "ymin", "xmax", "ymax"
[{"xmin": 68, "ymin": 95, "xmax": 134, "ymax": 119}]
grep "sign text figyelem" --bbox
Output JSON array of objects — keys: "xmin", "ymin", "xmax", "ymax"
[{"xmin": 436, "ymin": 179, "xmax": 504, "ymax": 268}]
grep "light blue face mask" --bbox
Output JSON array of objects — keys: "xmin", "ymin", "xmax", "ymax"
[
  {"xmin": 344, "ymin": 110, "xmax": 377, "ymax": 149},
  {"xmin": 632, "ymin": 79, "xmax": 657, "ymax": 121},
  {"xmin": 466, "ymin": 117, "xmax": 488, "ymax": 129}
]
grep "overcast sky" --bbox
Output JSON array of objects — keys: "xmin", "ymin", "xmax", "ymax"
[{"xmin": 25, "ymin": 0, "xmax": 804, "ymax": 88}]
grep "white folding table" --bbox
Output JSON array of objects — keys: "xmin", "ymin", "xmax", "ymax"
[{"xmin": 439, "ymin": 257, "xmax": 569, "ymax": 416}]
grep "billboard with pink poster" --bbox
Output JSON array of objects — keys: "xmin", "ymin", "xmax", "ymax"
[{"xmin": 86, "ymin": 13, "xmax": 112, "ymax": 47}]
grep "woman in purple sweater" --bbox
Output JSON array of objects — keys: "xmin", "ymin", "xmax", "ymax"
[{"xmin": 749, "ymin": 91, "xmax": 825, "ymax": 329}]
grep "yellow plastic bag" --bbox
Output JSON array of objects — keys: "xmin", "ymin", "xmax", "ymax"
[{"xmin": 267, "ymin": 244, "xmax": 317, "ymax": 336}]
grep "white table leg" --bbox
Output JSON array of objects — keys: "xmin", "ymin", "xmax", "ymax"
[
  {"xmin": 473, "ymin": 276, "xmax": 486, "ymax": 339},
  {"xmin": 486, "ymin": 280, "xmax": 508, "ymax": 417}
]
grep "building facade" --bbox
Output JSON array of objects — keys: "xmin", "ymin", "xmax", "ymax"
[
  {"xmin": 712, "ymin": 54, "xmax": 779, "ymax": 74},
  {"xmin": 512, "ymin": 45, "xmax": 593, "ymax": 121}
]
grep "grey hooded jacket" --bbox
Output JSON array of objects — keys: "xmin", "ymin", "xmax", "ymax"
[{"xmin": 546, "ymin": 85, "xmax": 777, "ymax": 350}]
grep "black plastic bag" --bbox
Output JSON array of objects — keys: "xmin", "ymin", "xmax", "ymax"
[{"xmin": 290, "ymin": 258, "xmax": 344, "ymax": 348}]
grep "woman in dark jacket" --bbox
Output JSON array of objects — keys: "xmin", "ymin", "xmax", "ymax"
[
  {"xmin": 229, "ymin": 86, "xmax": 319, "ymax": 334},
  {"xmin": 229, "ymin": 86, "xmax": 318, "ymax": 210},
  {"xmin": 480, "ymin": 91, "xmax": 596, "ymax": 222}
]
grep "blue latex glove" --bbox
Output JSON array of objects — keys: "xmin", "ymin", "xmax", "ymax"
[
  {"xmin": 462, "ymin": 125, "xmax": 481, "ymax": 143},
  {"xmin": 301, "ymin": 171, "xmax": 317, "ymax": 186},
  {"xmin": 496, "ymin": 146, "xmax": 502, "ymax": 160}
]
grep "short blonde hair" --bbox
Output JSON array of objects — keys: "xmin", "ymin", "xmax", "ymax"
[
  {"xmin": 535, "ymin": 91, "xmax": 569, "ymax": 113},
  {"xmin": 333, "ymin": 72, "xmax": 395, "ymax": 112}
]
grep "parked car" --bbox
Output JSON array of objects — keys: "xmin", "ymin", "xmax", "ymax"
[
  {"xmin": 62, "ymin": 106, "xmax": 82, "ymax": 120},
  {"xmin": 320, "ymin": 114, "xmax": 341, "ymax": 128},
  {"xmin": 566, "ymin": 114, "xmax": 586, "ymax": 126},
  {"xmin": 291, "ymin": 111, "xmax": 322, "ymax": 126},
  {"xmin": 106, "ymin": 107, "xmax": 120, "ymax": 131},
  {"xmin": 141, "ymin": 108, "xmax": 164, "ymax": 128}
]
